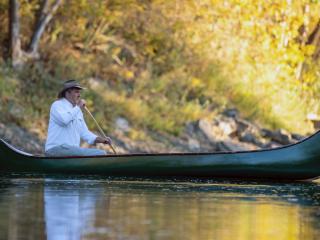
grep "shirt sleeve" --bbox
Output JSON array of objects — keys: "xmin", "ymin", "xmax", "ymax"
[
  {"xmin": 51, "ymin": 102, "xmax": 81, "ymax": 126},
  {"xmin": 79, "ymin": 113, "xmax": 98, "ymax": 144}
]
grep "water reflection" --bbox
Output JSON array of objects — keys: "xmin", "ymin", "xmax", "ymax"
[
  {"xmin": 0, "ymin": 176, "xmax": 320, "ymax": 240},
  {"xmin": 44, "ymin": 181, "xmax": 100, "ymax": 240}
]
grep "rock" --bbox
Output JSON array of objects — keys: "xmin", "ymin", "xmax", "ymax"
[
  {"xmin": 291, "ymin": 133, "xmax": 305, "ymax": 141},
  {"xmin": 235, "ymin": 119, "xmax": 251, "ymax": 134},
  {"xmin": 216, "ymin": 140, "xmax": 255, "ymax": 152},
  {"xmin": 261, "ymin": 128, "xmax": 292, "ymax": 145},
  {"xmin": 185, "ymin": 122, "xmax": 196, "ymax": 136},
  {"xmin": 198, "ymin": 116, "xmax": 239, "ymax": 143},
  {"xmin": 239, "ymin": 132, "xmax": 256, "ymax": 143},
  {"xmin": 115, "ymin": 117, "xmax": 130, "ymax": 132},
  {"xmin": 188, "ymin": 138, "xmax": 200, "ymax": 151},
  {"xmin": 260, "ymin": 128, "xmax": 273, "ymax": 138},
  {"xmin": 222, "ymin": 108, "xmax": 239, "ymax": 118},
  {"xmin": 0, "ymin": 122, "xmax": 44, "ymax": 154},
  {"xmin": 237, "ymin": 123, "xmax": 265, "ymax": 147},
  {"xmin": 198, "ymin": 119, "xmax": 217, "ymax": 142},
  {"xmin": 271, "ymin": 129, "xmax": 292, "ymax": 145},
  {"xmin": 262, "ymin": 141, "xmax": 282, "ymax": 149},
  {"xmin": 217, "ymin": 118, "xmax": 237, "ymax": 137}
]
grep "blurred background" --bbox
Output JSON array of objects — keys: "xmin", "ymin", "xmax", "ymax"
[{"xmin": 0, "ymin": 0, "xmax": 320, "ymax": 154}]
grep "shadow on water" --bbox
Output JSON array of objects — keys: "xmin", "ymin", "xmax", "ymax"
[{"xmin": 0, "ymin": 173, "xmax": 320, "ymax": 239}]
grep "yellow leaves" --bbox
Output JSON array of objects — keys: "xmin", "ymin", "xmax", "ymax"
[
  {"xmin": 282, "ymin": 44, "xmax": 305, "ymax": 64},
  {"xmin": 145, "ymin": 45, "xmax": 155, "ymax": 56},
  {"xmin": 303, "ymin": 45, "xmax": 316, "ymax": 57},
  {"xmin": 112, "ymin": 47, "xmax": 121, "ymax": 56},
  {"xmin": 190, "ymin": 77, "xmax": 204, "ymax": 89},
  {"xmin": 180, "ymin": 101, "xmax": 204, "ymax": 121},
  {"xmin": 124, "ymin": 70, "xmax": 134, "ymax": 79},
  {"xmin": 76, "ymin": 18, "xmax": 88, "ymax": 32},
  {"xmin": 50, "ymin": 24, "xmax": 63, "ymax": 44},
  {"xmin": 125, "ymin": 98, "xmax": 149, "ymax": 121}
]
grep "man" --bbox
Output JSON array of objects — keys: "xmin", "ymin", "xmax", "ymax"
[{"xmin": 45, "ymin": 80, "xmax": 111, "ymax": 156}]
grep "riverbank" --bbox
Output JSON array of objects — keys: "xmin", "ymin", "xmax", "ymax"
[{"xmin": 0, "ymin": 107, "xmax": 305, "ymax": 155}]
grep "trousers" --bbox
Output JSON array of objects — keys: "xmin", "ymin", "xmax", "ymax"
[{"xmin": 45, "ymin": 144, "xmax": 106, "ymax": 157}]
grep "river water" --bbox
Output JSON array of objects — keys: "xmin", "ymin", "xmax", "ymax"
[{"xmin": 0, "ymin": 175, "xmax": 319, "ymax": 240}]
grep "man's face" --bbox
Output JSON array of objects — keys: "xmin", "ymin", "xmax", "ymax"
[{"xmin": 66, "ymin": 88, "xmax": 81, "ymax": 104}]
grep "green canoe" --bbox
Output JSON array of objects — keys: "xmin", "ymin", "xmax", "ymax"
[{"xmin": 1, "ymin": 131, "xmax": 320, "ymax": 180}]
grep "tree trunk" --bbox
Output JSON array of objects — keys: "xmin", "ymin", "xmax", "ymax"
[
  {"xmin": 307, "ymin": 19, "xmax": 320, "ymax": 62},
  {"xmin": 9, "ymin": 0, "xmax": 23, "ymax": 67},
  {"xmin": 296, "ymin": 18, "xmax": 320, "ymax": 80},
  {"xmin": 27, "ymin": 0, "xmax": 63, "ymax": 57}
]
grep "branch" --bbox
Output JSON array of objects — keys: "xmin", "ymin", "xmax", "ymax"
[
  {"xmin": 307, "ymin": 19, "xmax": 320, "ymax": 45},
  {"xmin": 296, "ymin": 18, "xmax": 320, "ymax": 80},
  {"xmin": 307, "ymin": 19, "xmax": 320, "ymax": 61},
  {"xmin": 27, "ymin": 0, "xmax": 63, "ymax": 56}
]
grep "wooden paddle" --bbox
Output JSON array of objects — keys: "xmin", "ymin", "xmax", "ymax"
[{"xmin": 84, "ymin": 106, "xmax": 117, "ymax": 154}]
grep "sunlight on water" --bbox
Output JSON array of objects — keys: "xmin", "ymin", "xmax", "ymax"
[{"xmin": 0, "ymin": 176, "xmax": 320, "ymax": 240}]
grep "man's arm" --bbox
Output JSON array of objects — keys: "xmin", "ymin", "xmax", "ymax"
[{"xmin": 51, "ymin": 102, "xmax": 81, "ymax": 126}]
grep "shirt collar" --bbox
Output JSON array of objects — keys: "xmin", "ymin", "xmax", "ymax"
[{"xmin": 62, "ymin": 98, "xmax": 76, "ymax": 108}]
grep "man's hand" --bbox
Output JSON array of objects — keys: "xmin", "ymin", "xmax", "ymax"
[
  {"xmin": 94, "ymin": 136, "xmax": 112, "ymax": 145},
  {"xmin": 77, "ymin": 99, "xmax": 86, "ymax": 109}
]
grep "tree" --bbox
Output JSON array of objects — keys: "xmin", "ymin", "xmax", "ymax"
[
  {"xmin": 8, "ymin": 0, "xmax": 63, "ymax": 68},
  {"xmin": 307, "ymin": 19, "xmax": 320, "ymax": 62},
  {"xmin": 9, "ymin": 0, "xmax": 22, "ymax": 67}
]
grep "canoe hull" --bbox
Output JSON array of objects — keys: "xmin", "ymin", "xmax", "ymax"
[{"xmin": 1, "ymin": 132, "xmax": 320, "ymax": 180}]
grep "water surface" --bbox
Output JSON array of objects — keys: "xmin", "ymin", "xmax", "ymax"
[{"xmin": 0, "ymin": 175, "xmax": 320, "ymax": 240}]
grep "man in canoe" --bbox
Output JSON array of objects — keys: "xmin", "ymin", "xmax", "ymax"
[{"xmin": 45, "ymin": 80, "xmax": 112, "ymax": 156}]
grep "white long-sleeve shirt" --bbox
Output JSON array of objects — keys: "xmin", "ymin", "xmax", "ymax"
[{"xmin": 45, "ymin": 98, "xmax": 97, "ymax": 151}]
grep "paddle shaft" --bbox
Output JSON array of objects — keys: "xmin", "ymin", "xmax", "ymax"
[{"xmin": 84, "ymin": 106, "xmax": 117, "ymax": 154}]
